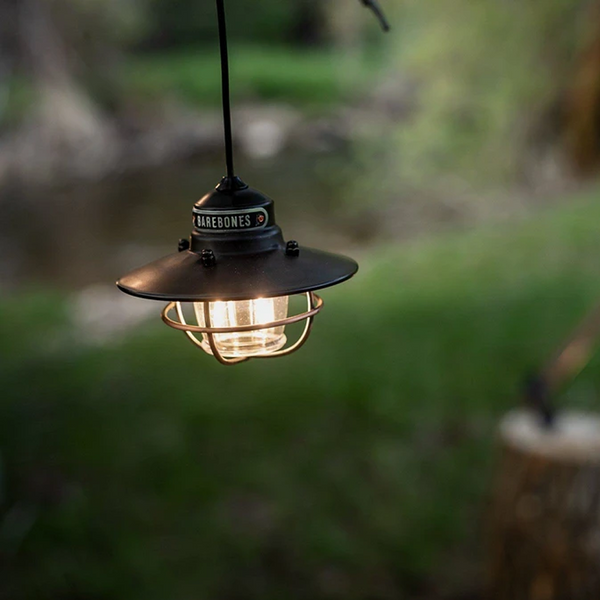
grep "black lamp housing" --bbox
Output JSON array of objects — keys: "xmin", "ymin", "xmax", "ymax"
[
  {"xmin": 118, "ymin": 177, "xmax": 357, "ymax": 303},
  {"xmin": 117, "ymin": 176, "xmax": 358, "ymax": 364},
  {"xmin": 116, "ymin": 0, "xmax": 388, "ymax": 365}
]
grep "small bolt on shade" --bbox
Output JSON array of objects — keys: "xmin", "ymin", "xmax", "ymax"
[
  {"xmin": 201, "ymin": 249, "xmax": 217, "ymax": 268},
  {"xmin": 115, "ymin": 0, "xmax": 389, "ymax": 365},
  {"xmin": 286, "ymin": 241, "xmax": 300, "ymax": 257}
]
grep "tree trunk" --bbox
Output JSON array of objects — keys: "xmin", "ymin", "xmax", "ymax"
[
  {"xmin": 0, "ymin": 0, "xmax": 117, "ymax": 184},
  {"xmin": 563, "ymin": 2, "xmax": 600, "ymax": 175},
  {"xmin": 487, "ymin": 409, "xmax": 600, "ymax": 600}
]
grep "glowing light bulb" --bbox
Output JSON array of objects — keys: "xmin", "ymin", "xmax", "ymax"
[{"xmin": 194, "ymin": 296, "xmax": 289, "ymax": 357}]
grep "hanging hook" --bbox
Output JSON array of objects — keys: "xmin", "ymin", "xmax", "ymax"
[{"xmin": 360, "ymin": 0, "xmax": 390, "ymax": 32}]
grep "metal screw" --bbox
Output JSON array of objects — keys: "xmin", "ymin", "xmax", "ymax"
[
  {"xmin": 178, "ymin": 238, "xmax": 190, "ymax": 252},
  {"xmin": 201, "ymin": 249, "xmax": 216, "ymax": 268},
  {"xmin": 286, "ymin": 240, "xmax": 300, "ymax": 257}
]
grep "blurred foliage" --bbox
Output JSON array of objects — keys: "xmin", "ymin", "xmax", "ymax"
[
  {"xmin": 3, "ymin": 188, "xmax": 600, "ymax": 599},
  {"xmin": 4, "ymin": 0, "xmax": 596, "ymax": 192},
  {"xmin": 1, "ymin": 0, "xmax": 377, "ymax": 125},
  {"xmin": 146, "ymin": 0, "xmax": 318, "ymax": 48},
  {"xmin": 369, "ymin": 0, "xmax": 591, "ymax": 191},
  {"xmin": 122, "ymin": 44, "xmax": 381, "ymax": 109},
  {"xmin": 51, "ymin": 0, "xmax": 150, "ymax": 53}
]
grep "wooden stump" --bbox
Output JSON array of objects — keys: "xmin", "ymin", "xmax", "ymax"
[{"xmin": 488, "ymin": 409, "xmax": 600, "ymax": 600}]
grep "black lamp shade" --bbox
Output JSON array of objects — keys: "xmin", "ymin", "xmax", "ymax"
[
  {"xmin": 117, "ymin": 247, "xmax": 357, "ymax": 302},
  {"xmin": 117, "ymin": 180, "xmax": 358, "ymax": 302}
]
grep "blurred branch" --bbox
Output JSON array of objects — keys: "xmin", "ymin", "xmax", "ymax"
[
  {"xmin": 360, "ymin": 0, "xmax": 390, "ymax": 32},
  {"xmin": 524, "ymin": 298, "xmax": 600, "ymax": 428},
  {"xmin": 19, "ymin": 0, "xmax": 71, "ymax": 87}
]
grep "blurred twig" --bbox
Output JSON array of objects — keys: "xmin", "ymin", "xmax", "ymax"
[
  {"xmin": 360, "ymin": 0, "xmax": 390, "ymax": 32},
  {"xmin": 524, "ymin": 300, "xmax": 600, "ymax": 428}
]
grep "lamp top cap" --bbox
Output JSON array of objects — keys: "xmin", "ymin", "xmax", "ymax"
[{"xmin": 195, "ymin": 177, "xmax": 274, "ymax": 211}]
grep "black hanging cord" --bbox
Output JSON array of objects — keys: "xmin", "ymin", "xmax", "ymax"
[
  {"xmin": 216, "ymin": 0, "xmax": 235, "ymax": 180},
  {"xmin": 214, "ymin": 0, "xmax": 389, "ymax": 182}
]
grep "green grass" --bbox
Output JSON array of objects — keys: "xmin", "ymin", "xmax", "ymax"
[
  {"xmin": 3, "ymin": 190, "xmax": 600, "ymax": 599},
  {"xmin": 121, "ymin": 44, "xmax": 382, "ymax": 109},
  {"xmin": 1, "ymin": 44, "xmax": 381, "ymax": 128}
]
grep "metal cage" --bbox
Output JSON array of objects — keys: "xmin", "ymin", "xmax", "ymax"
[{"xmin": 161, "ymin": 292, "xmax": 323, "ymax": 365}]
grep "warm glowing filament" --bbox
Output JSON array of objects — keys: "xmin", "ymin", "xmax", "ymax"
[{"xmin": 194, "ymin": 296, "xmax": 289, "ymax": 358}]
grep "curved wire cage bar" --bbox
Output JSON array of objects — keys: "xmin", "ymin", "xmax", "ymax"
[{"xmin": 161, "ymin": 292, "xmax": 323, "ymax": 365}]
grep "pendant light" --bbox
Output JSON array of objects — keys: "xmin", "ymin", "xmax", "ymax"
[{"xmin": 116, "ymin": 0, "xmax": 389, "ymax": 365}]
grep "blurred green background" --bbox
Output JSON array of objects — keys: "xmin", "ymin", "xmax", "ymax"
[{"xmin": 2, "ymin": 1, "xmax": 600, "ymax": 598}]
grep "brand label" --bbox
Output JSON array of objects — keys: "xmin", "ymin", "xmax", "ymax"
[{"xmin": 192, "ymin": 208, "xmax": 269, "ymax": 233}]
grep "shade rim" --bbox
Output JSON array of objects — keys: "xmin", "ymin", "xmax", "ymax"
[{"xmin": 116, "ymin": 246, "xmax": 358, "ymax": 302}]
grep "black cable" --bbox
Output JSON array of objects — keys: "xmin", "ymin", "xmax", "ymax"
[
  {"xmin": 215, "ymin": 0, "xmax": 387, "ymax": 182},
  {"xmin": 216, "ymin": 0, "xmax": 235, "ymax": 180}
]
